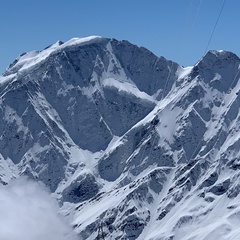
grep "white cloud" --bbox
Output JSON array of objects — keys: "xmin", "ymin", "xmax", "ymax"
[{"xmin": 0, "ymin": 177, "xmax": 79, "ymax": 240}]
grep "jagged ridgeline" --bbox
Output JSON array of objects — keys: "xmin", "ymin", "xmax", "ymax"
[{"xmin": 1, "ymin": 37, "xmax": 240, "ymax": 239}]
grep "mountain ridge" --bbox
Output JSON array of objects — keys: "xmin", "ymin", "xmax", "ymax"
[{"xmin": 1, "ymin": 37, "xmax": 240, "ymax": 239}]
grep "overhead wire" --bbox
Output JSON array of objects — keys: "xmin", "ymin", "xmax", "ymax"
[
  {"xmin": 188, "ymin": 0, "xmax": 230, "ymax": 161},
  {"xmin": 135, "ymin": 0, "xmax": 197, "ymax": 169},
  {"xmin": 157, "ymin": 0, "xmax": 205, "ymax": 162},
  {"xmin": 191, "ymin": 0, "xmax": 204, "ymax": 31},
  {"xmin": 185, "ymin": 0, "xmax": 195, "ymax": 23},
  {"xmin": 204, "ymin": 0, "xmax": 227, "ymax": 54},
  {"xmin": 141, "ymin": 0, "xmax": 230, "ymax": 164}
]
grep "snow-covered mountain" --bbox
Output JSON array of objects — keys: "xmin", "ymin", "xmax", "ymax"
[{"xmin": 1, "ymin": 36, "xmax": 240, "ymax": 239}]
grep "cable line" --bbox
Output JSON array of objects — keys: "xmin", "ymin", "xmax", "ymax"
[
  {"xmin": 191, "ymin": 0, "xmax": 204, "ymax": 31},
  {"xmin": 204, "ymin": 0, "xmax": 227, "ymax": 54},
  {"xmin": 185, "ymin": 0, "xmax": 230, "ymax": 162}
]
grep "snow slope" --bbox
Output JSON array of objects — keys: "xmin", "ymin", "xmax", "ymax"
[{"xmin": 1, "ymin": 37, "xmax": 240, "ymax": 239}]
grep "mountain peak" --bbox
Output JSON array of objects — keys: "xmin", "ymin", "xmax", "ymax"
[
  {"xmin": 190, "ymin": 49, "xmax": 240, "ymax": 92},
  {"xmin": 208, "ymin": 49, "xmax": 239, "ymax": 58},
  {"xmin": 3, "ymin": 36, "xmax": 109, "ymax": 77},
  {"xmin": 62, "ymin": 36, "xmax": 105, "ymax": 47},
  {"xmin": 198, "ymin": 49, "xmax": 240, "ymax": 67}
]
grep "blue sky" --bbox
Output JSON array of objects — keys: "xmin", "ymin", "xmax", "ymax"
[{"xmin": 0, "ymin": 0, "xmax": 238, "ymax": 74}]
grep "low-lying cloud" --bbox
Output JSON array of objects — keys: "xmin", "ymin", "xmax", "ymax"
[{"xmin": 0, "ymin": 177, "xmax": 78, "ymax": 240}]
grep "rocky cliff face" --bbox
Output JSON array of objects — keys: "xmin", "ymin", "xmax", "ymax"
[{"xmin": 1, "ymin": 36, "xmax": 240, "ymax": 239}]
